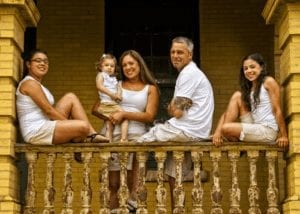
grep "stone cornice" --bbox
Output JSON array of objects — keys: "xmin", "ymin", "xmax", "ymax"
[
  {"xmin": 262, "ymin": 0, "xmax": 300, "ymax": 24},
  {"xmin": 0, "ymin": 0, "xmax": 40, "ymax": 27}
]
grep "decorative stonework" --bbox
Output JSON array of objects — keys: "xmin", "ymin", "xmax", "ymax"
[
  {"xmin": 24, "ymin": 152, "xmax": 38, "ymax": 214},
  {"xmin": 247, "ymin": 151, "xmax": 261, "ymax": 214},
  {"xmin": 154, "ymin": 152, "xmax": 167, "ymax": 214},
  {"xmin": 266, "ymin": 151, "xmax": 280, "ymax": 214},
  {"xmin": 61, "ymin": 153, "xmax": 74, "ymax": 214},
  {"xmin": 173, "ymin": 151, "xmax": 185, "ymax": 214},
  {"xmin": 80, "ymin": 152, "xmax": 93, "ymax": 214},
  {"xmin": 228, "ymin": 151, "xmax": 241, "ymax": 214},
  {"xmin": 136, "ymin": 152, "xmax": 148, "ymax": 214},
  {"xmin": 118, "ymin": 152, "xmax": 130, "ymax": 214},
  {"xmin": 99, "ymin": 152, "xmax": 111, "ymax": 214},
  {"xmin": 210, "ymin": 151, "xmax": 223, "ymax": 214},
  {"xmin": 191, "ymin": 151, "xmax": 204, "ymax": 214},
  {"xmin": 43, "ymin": 153, "xmax": 56, "ymax": 214}
]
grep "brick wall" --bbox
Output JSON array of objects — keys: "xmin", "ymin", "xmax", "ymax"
[
  {"xmin": 200, "ymin": 0, "xmax": 274, "ymax": 130},
  {"xmin": 37, "ymin": 0, "xmax": 105, "ymax": 129}
]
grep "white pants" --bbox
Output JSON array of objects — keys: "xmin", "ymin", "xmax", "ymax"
[{"xmin": 138, "ymin": 122, "xmax": 206, "ymax": 178}]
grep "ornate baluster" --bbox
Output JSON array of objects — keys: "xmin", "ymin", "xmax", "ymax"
[
  {"xmin": 136, "ymin": 152, "xmax": 148, "ymax": 214},
  {"xmin": 228, "ymin": 151, "xmax": 241, "ymax": 214},
  {"xmin": 118, "ymin": 152, "xmax": 130, "ymax": 214},
  {"xmin": 191, "ymin": 151, "xmax": 204, "ymax": 214},
  {"xmin": 154, "ymin": 152, "xmax": 167, "ymax": 214},
  {"xmin": 247, "ymin": 151, "xmax": 261, "ymax": 214},
  {"xmin": 173, "ymin": 151, "xmax": 185, "ymax": 214},
  {"xmin": 99, "ymin": 152, "xmax": 111, "ymax": 214},
  {"xmin": 210, "ymin": 151, "xmax": 223, "ymax": 214},
  {"xmin": 43, "ymin": 153, "xmax": 56, "ymax": 214},
  {"xmin": 24, "ymin": 152, "xmax": 38, "ymax": 214},
  {"xmin": 266, "ymin": 151, "xmax": 280, "ymax": 214},
  {"xmin": 80, "ymin": 152, "xmax": 93, "ymax": 214},
  {"xmin": 61, "ymin": 153, "xmax": 74, "ymax": 214}
]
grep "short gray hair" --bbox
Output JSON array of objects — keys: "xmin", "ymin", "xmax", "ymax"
[{"xmin": 172, "ymin": 36, "xmax": 194, "ymax": 53}]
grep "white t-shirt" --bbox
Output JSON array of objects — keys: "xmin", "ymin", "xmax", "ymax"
[{"xmin": 168, "ymin": 61, "xmax": 214, "ymax": 139}]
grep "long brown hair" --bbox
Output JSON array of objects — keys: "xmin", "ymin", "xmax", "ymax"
[
  {"xmin": 239, "ymin": 53, "xmax": 268, "ymax": 111},
  {"xmin": 119, "ymin": 50, "xmax": 158, "ymax": 88}
]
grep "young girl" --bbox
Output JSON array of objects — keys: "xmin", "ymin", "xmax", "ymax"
[
  {"xmin": 168, "ymin": 96, "xmax": 193, "ymax": 119},
  {"xmin": 95, "ymin": 54, "xmax": 128, "ymax": 143},
  {"xmin": 212, "ymin": 53, "xmax": 288, "ymax": 147}
]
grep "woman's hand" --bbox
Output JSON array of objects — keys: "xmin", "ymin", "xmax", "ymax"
[
  {"xmin": 212, "ymin": 132, "xmax": 223, "ymax": 147},
  {"xmin": 276, "ymin": 135, "xmax": 289, "ymax": 148},
  {"xmin": 109, "ymin": 111, "xmax": 124, "ymax": 125}
]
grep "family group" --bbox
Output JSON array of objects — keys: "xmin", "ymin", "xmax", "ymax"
[{"xmin": 16, "ymin": 36, "xmax": 288, "ymax": 212}]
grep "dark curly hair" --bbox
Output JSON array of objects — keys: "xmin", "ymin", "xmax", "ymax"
[
  {"xmin": 22, "ymin": 49, "xmax": 48, "ymax": 79},
  {"xmin": 239, "ymin": 53, "xmax": 268, "ymax": 111}
]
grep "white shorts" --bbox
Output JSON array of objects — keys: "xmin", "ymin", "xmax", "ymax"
[
  {"xmin": 27, "ymin": 121, "xmax": 57, "ymax": 145},
  {"xmin": 239, "ymin": 113, "xmax": 278, "ymax": 143}
]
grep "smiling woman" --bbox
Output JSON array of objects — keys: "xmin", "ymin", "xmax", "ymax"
[
  {"xmin": 212, "ymin": 53, "xmax": 289, "ymax": 148},
  {"xmin": 16, "ymin": 49, "xmax": 109, "ymax": 145}
]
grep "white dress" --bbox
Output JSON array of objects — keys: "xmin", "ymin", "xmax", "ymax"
[{"xmin": 16, "ymin": 76, "xmax": 56, "ymax": 144}]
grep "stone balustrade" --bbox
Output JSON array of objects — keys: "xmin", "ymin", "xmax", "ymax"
[{"xmin": 14, "ymin": 142, "xmax": 285, "ymax": 213}]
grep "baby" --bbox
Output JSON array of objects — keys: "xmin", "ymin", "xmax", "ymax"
[
  {"xmin": 168, "ymin": 96, "xmax": 193, "ymax": 118},
  {"xmin": 95, "ymin": 53, "xmax": 128, "ymax": 143}
]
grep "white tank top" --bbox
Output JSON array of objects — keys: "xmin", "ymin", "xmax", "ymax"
[
  {"xmin": 251, "ymin": 84, "xmax": 278, "ymax": 131},
  {"xmin": 16, "ymin": 76, "xmax": 54, "ymax": 142},
  {"xmin": 113, "ymin": 83, "xmax": 149, "ymax": 135}
]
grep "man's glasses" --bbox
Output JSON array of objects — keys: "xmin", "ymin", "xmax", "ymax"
[{"xmin": 31, "ymin": 58, "xmax": 49, "ymax": 65}]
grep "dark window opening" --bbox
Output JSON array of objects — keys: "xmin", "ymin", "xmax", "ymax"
[
  {"xmin": 105, "ymin": 0, "xmax": 199, "ymax": 119},
  {"xmin": 105, "ymin": 0, "xmax": 200, "ymax": 169}
]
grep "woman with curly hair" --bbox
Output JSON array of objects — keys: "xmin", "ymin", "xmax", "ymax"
[{"xmin": 212, "ymin": 53, "xmax": 288, "ymax": 147}]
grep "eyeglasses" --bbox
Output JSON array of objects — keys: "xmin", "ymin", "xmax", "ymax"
[{"xmin": 31, "ymin": 58, "xmax": 49, "ymax": 65}]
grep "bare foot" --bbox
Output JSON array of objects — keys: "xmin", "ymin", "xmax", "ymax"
[{"xmin": 86, "ymin": 133, "xmax": 109, "ymax": 143}]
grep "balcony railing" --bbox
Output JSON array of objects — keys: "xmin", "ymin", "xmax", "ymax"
[{"xmin": 14, "ymin": 141, "xmax": 286, "ymax": 214}]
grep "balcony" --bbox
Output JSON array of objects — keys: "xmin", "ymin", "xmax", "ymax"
[{"xmin": 15, "ymin": 141, "xmax": 286, "ymax": 213}]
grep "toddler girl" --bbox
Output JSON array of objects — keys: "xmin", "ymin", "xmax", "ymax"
[{"xmin": 95, "ymin": 54, "xmax": 128, "ymax": 143}]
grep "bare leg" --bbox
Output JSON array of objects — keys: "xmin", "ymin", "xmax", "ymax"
[
  {"xmin": 127, "ymin": 154, "xmax": 138, "ymax": 201},
  {"xmin": 106, "ymin": 121, "xmax": 114, "ymax": 143},
  {"xmin": 120, "ymin": 120, "xmax": 129, "ymax": 143},
  {"xmin": 55, "ymin": 93, "xmax": 95, "ymax": 132},
  {"xmin": 221, "ymin": 91, "xmax": 249, "ymax": 140},
  {"xmin": 109, "ymin": 171, "xmax": 120, "ymax": 209},
  {"xmin": 168, "ymin": 176, "xmax": 175, "ymax": 211},
  {"xmin": 52, "ymin": 93, "xmax": 108, "ymax": 144}
]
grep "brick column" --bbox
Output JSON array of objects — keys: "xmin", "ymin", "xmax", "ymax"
[
  {"xmin": 0, "ymin": 1, "xmax": 40, "ymax": 213},
  {"xmin": 263, "ymin": 0, "xmax": 300, "ymax": 213}
]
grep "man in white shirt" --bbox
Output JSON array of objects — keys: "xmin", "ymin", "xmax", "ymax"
[{"xmin": 138, "ymin": 36, "xmax": 214, "ymax": 210}]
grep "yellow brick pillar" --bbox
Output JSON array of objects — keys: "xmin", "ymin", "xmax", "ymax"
[
  {"xmin": 263, "ymin": 0, "xmax": 300, "ymax": 213},
  {"xmin": 0, "ymin": 1, "xmax": 39, "ymax": 213}
]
